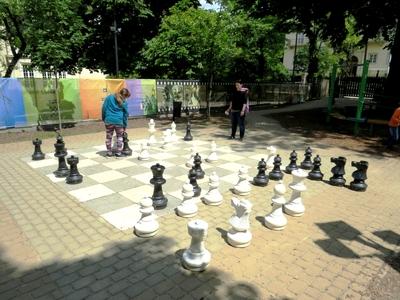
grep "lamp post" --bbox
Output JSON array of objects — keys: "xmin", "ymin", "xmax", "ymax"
[{"xmin": 110, "ymin": 17, "xmax": 120, "ymax": 77}]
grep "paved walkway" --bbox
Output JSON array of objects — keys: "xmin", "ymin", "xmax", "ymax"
[{"xmin": 0, "ymin": 107, "xmax": 399, "ymax": 299}]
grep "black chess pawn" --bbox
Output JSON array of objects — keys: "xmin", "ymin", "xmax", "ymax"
[
  {"xmin": 300, "ymin": 147, "xmax": 313, "ymax": 170},
  {"xmin": 189, "ymin": 167, "xmax": 201, "ymax": 197},
  {"xmin": 285, "ymin": 150, "xmax": 298, "ymax": 174},
  {"xmin": 308, "ymin": 155, "xmax": 324, "ymax": 181},
  {"xmin": 32, "ymin": 138, "xmax": 45, "ymax": 161},
  {"xmin": 253, "ymin": 158, "xmax": 269, "ymax": 186},
  {"xmin": 150, "ymin": 163, "xmax": 168, "ymax": 209},
  {"xmin": 121, "ymin": 132, "xmax": 132, "ymax": 156},
  {"xmin": 193, "ymin": 153, "xmax": 205, "ymax": 179},
  {"xmin": 269, "ymin": 155, "xmax": 284, "ymax": 181},
  {"xmin": 53, "ymin": 135, "xmax": 69, "ymax": 178},
  {"xmin": 66, "ymin": 155, "xmax": 83, "ymax": 184},
  {"xmin": 329, "ymin": 156, "xmax": 346, "ymax": 186},
  {"xmin": 350, "ymin": 161, "xmax": 368, "ymax": 192},
  {"xmin": 183, "ymin": 121, "xmax": 193, "ymax": 141}
]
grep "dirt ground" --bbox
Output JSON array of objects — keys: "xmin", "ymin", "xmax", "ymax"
[{"xmin": 1, "ymin": 108, "xmax": 399, "ymax": 298}]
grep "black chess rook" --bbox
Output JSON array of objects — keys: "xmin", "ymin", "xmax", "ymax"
[
  {"xmin": 32, "ymin": 138, "xmax": 45, "ymax": 161},
  {"xmin": 66, "ymin": 155, "xmax": 83, "ymax": 184}
]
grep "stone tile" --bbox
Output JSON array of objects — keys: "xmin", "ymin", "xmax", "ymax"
[
  {"xmin": 103, "ymin": 160, "xmax": 137, "ymax": 170},
  {"xmin": 84, "ymin": 194, "xmax": 136, "ymax": 215},
  {"xmin": 119, "ymin": 185, "xmax": 154, "ymax": 203},
  {"xmin": 68, "ymin": 184, "xmax": 115, "ymax": 202},
  {"xmin": 100, "ymin": 204, "xmax": 141, "ymax": 230},
  {"xmin": 88, "ymin": 170, "xmax": 127, "ymax": 183}
]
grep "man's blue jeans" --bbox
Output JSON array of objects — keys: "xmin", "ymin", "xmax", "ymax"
[{"xmin": 231, "ymin": 111, "xmax": 245, "ymax": 139}]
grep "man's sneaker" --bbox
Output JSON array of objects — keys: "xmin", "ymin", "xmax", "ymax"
[
  {"xmin": 229, "ymin": 136, "xmax": 235, "ymax": 140},
  {"xmin": 106, "ymin": 152, "xmax": 113, "ymax": 157},
  {"xmin": 239, "ymin": 137, "xmax": 244, "ymax": 141},
  {"xmin": 115, "ymin": 153, "xmax": 125, "ymax": 158}
]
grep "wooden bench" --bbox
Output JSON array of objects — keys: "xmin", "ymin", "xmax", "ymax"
[{"xmin": 366, "ymin": 118, "xmax": 387, "ymax": 135}]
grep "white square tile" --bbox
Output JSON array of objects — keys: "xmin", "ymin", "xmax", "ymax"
[
  {"xmin": 103, "ymin": 160, "xmax": 137, "ymax": 170},
  {"xmin": 218, "ymin": 146, "xmax": 235, "ymax": 153},
  {"xmin": 46, "ymin": 173, "xmax": 66, "ymax": 183},
  {"xmin": 182, "ymin": 146, "xmax": 208, "ymax": 153},
  {"xmin": 68, "ymin": 184, "xmax": 114, "ymax": 202},
  {"xmin": 150, "ymin": 152, "xmax": 177, "ymax": 160},
  {"xmin": 77, "ymin": 159, "xmax": 99, "ymax": 168},
  {"xmin": 132, "ymin": 172, "xmax": 172, "ymax": 184},
  {"xmin": 119, "ymin": 185, "xmax": 154, "ymax": 203},
  {"xmin": 100, "ymin": 205, "xmax": 141, "ymax": 230},
  {"xmin": 220, "ymin": 173, "xmax": 244, "ymax": 185},
  {"xmin": 219, "ymin": 153, "xmax": 246, "ymax": 162},
  {"xmin": 93, "ymin": 145, "xmax": 106, "ymax": 151},
  {"xmin": 28, "ymin": 159, "xmax": 58, "ymax": 169},
  {"xmin": 217, "ymin": 162, "xmax": 251, "ymax": 171},
  {"xmin": 139, "ymin": 161, "xmax": 175, "ymax": 169},
  {"xmin": 249, "ymin": 153, "xmax": 268, "ymax": 161},
  {"xmin": 88, "ymin": 170, "xmax": 127, "ymax": 183},
  {"xmin": 80, "ymin": 151, "xmax": 101, "ymax": 159}
]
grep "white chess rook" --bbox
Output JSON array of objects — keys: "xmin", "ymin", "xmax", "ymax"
[
  {"xmin": 227, "ymin": 198, "xmax": 253, "ymax": 248},
  {"xmin": 233, "ymin": 166, "xmax": 251, "ymax": 196},
  {"xmin": 206, "ymin": 141, "xmax": 218, "ymax": 163},
  {"xmin": 284, "ymin": 169, "xmax": 307, "ymax": 217},
  {"xmin": 138, "ymin": 143, "xmax": 150, "ymax": 160},
  {"xmin": 182, "ymin": 219, "xmax": 211, "ymax": 271},
  {"xmin": 266, "ymin": 145, "xmax": 277, "ymax": 172},
  {"xmin": 202, "ymin": 171, "xmax": 223, "ymax": 206},
  {"xmin": 134, "ymin": 197, "xmax": 159, "ymax": 237},
  {"xmin": 264, "ymin": 180, "xmax": 287, "ymax": 230},
  {"xmin": 147, "ymin": 119, "xmax": 157, "ymax": 145},
  {"xmin": 177, "ymin": 180, "xmax": 198, "ymax": 217}
]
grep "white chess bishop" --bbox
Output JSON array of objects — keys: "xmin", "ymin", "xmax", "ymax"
[
  {"xmin": 233, "ymin": 166, "xmax": 251, "ymax": 196},
  {"xmin": 134, "ymin": 197, "xmax": 159, "ymax": 237},
  {"xmin": 284, "ymin": 169, "xmax": 307, "ymax": 217},
  {"xmin": 138, "ymin": 142, "xmax": 150, "ymax": 160},
  {"xmin": 227, "ymin": 197, "xmax": 253, "ymax": 247},
  {"xmin": 202, "ymin": 171, "xmax": 223, "ymax": 206},
  {"xmin": 177, "ymin": 180, "xmax": 198, "ymax": 218},
  {"xmin": 182, "ymin": 219, "xmax": 211, "ymax": 271},
  {"xmin": 264, "ymin": 180, "xmax": 287, "ymax": 230},
  {"xmin": 266, "ymin": 145, "xmax": 277, "ymax": 171},
  {"xmin": 206, "ymin": 141, "xmax": 218, "ymax": 163},
  {"xmin": 147, "ymin": 119, "xmax": 157, "ymax": 145},
  {"xmin": 185, "ymin": 147, "xmax": 196, "ymax": 168}
]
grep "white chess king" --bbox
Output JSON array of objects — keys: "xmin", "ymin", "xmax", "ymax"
[{"xmin": 264, "ymin": 180, "xmax": 287, "ymax": 230}]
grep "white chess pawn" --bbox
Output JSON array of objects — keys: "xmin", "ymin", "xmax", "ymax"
[
  {"xmin": 284, "ymin": 169, "xmax": 307, "ymax": 217},
  {"xmin": 233, "ymin": 166, "xmax": 251, "ymax": 196},
  {"xmin": 182, "ymin": 219, "xmax": 211, "ymax": 271},
  {"xmin": 185, "ymin": 147, "xmax": 196, "ymax": 168},
  {"xmin": 161, "ymin": 129, "xmax": 172, "ymax": 149},
  {"xmin": 177, "ymin": 180, "xmax": 198, "ymax": 218},
  {"xmin": 206, "ymin": 141, "xmax": 218, "ymax": 163},
  {"xmin": 170, "ymin": 121, "xmax": 178, "ymax": 142},
  {"xmin": 266, "ymin": 146, "xmax": 277, "ymax": 172},
  {"xmin": 134, "ymin": 197, "xmax": 159, "ymax": 237},
  {"xmin": 147, "ymin": 119, "xmax": 157, "ymax": 145},
  {"xmin": 202, "ymin": 172, "xmax": 223, "ymax": 206},
  {"xmin": 138, "ymin": 142, "xmax": 150, "ymax": 160},
  {"xmin": 227, "ymin": 197, "xmax": 252, "ymax": 247},
  {"xmin": 264, "ymin": 180, "xmax": 287, "ymax": 230}
]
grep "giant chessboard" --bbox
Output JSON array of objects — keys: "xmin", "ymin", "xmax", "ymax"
[{"xmin": 24, "ymin": 137, "xmax": 266, "ymax": 231}]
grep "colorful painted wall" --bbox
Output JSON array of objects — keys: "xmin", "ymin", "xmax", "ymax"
[{"xmin": 0, "ymin": 78, "xmax": 157, "ymax": 129}]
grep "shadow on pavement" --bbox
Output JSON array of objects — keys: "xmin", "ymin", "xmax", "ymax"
[{"xmin": 0, "ymin": 236, "xmax": 262, "ymax": 299}]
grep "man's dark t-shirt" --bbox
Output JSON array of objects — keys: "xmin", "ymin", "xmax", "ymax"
[{"xmin": 230, "ymin": 90, "xmax": 247, "ymax": 111}]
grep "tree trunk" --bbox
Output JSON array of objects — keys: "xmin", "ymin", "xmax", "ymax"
[
  {"xmin": 306, "ymin": 31, "xmax": 319, "ymax": 99},
  {"xmin": 4, "ymin": 52, "xmax": 22, "ymax": 77},
  {"xmin": 383, "ymin": 22, "xmax": 400, "ymax": 105}
]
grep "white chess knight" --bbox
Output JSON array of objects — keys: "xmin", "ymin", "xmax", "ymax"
[
  {"xmin": 264, "ymin": 180, "xmax": 287, "ymax": 230},
  {"xmin": 170, "ymin": 121, "xmax": 178, "ymax": 142},
  {"xmin": 134, "ymin": 197, "xmax": 159, "ymax": 237},
  {"xmin": 205, "ymin": 141, "xmax": 218, "ymax": 163},
  {"xmin": 185, "ymin": 147, "xmax": 196, "ymax": 168},
  {"xmin": 233, "ymin": 166, "xmax": 251, "ymax": 196},
  {"xmin": 177, "ymin": 180, "xmax": 198, "ymax": 218},
  {"xmin": 284, "ymin": 169, "xmax": 307, "ymax": 217},
  {"xmin": 147, "ymin": 119, "xmax": 157, "ymax": 145},
  {"xmin": 227, "ymin": 197, "xmax": 253, "ymax": 247},
  {"xmin": 182, "ymin": 219, "xmax": 211, "ymax": 272},
  {"xmin": 161, "ymin": 129, "xmax": 172, "ymax": 149},
  {"xmin": 266, "ymin": 146, "xmax": 277, "ymax": 172},
  {"xmin": 138, "ymin": 142, "xmax": 150, "ymax": 160},
  {"xmin": 202, "ymin": 171, "xmax": 223, "ymax": 206}
]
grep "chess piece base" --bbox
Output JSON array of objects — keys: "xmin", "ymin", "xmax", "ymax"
[
  {"xmin": 227, "ymin": 230, "xmax": 252, "ymax": 248},
  {"xmin": 350, "ymin": 182, "xmax": 367, "ymax": 192},
  {"xmin": 54, "ymin": 168, "xmax": 69, "ymax": 178},
  {"xmin": 269, "ymin": 172, "xmax": 284, "ymax": 181},
  {"xmin": 264, "ymin": 215, "xmax": 287, "ymax": 230},
  {"xmin": 329, "ymin": 177, "xmax": 346, "ymax": 186},
  {"xmin": 66, "ymin": 175, "xmax": 83, "ymax": 184},
  {"xmin": 308, "ymin": 172, "xmax": 323, "ymax": 181},
  {"xmin": 252, "ymin": 177, "xmax": 268, "ymax": 186},
  {"xmin": 283, "ymin": 203, "xmax": 304, "ymax": 217},
  {"xmin": 32, "ymin": 153, "xmax": 45, "ymax": 161},
  {"xmin": 152, "ymin": 197, "xmax": 168, "ymax": 209},
  {"xmin": 182, "ymin": 250, "xmax": 211, "ymax": 271},
  {"xmin": 300, "ymin": 163, "xmax": 313, "ymax": 170},
  {"xmin": 134, "ymin": 223, "xmax": 159, "ymax": 238}
]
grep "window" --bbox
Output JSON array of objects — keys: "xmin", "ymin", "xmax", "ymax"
[{"xmin": 368, "ymin": 53, "xmax": 378, "ymax": 64}]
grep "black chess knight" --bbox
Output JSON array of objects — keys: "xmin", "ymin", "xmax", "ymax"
[
  {"xmin": 349, "ymin": 160, "xmax": 368, "ymax": 192},
  {"xmin": 329, "ymin": 156, "xmax": 346, "ymax": 186}
]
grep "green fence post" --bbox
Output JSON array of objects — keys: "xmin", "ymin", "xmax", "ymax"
[
  {"xmin": 354, "ymin": 60, "xmax": 369, "ymax": 135},
  {"xmin": 326, "ymin": 64, "xmax": 337, "ymax": 122}
]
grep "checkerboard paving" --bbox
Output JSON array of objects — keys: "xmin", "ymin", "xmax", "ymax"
[{"xmin": 24, "ymin": 138, "xmax": 265, "ymax": 231}]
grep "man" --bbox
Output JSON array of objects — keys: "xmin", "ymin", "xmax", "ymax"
[{"xmin": 225, "ymin": 80, "xmax": 248, "ymax": 141}]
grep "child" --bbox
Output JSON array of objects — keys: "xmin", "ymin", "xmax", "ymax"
[{"xmin": 386, "ymin": 106, "xmax": 400, "ymax": 149}]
